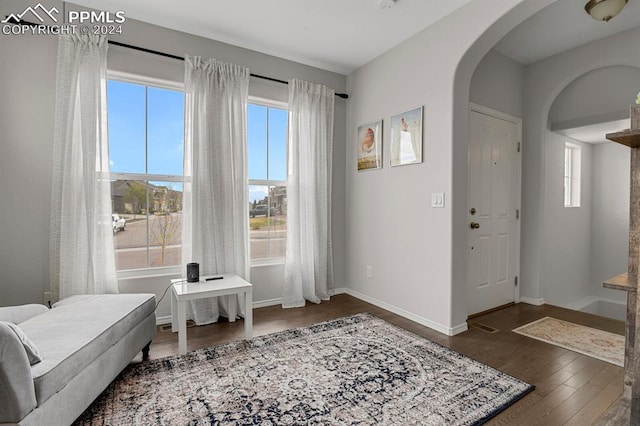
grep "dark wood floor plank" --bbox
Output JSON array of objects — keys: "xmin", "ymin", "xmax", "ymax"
[
  {"xmin": 543, "ymin": 383, "xmax": 602, "ymax": 425},
  {"xmin": 567, "ymin": 373, "xmax": 624, "ymax": 425},
  {"xmin": 508, "ymin": 384, "xmax": 578, "ymax": 425},
  {"xmin": 147, "ymin": 294, "xmax": 625, "ymax": 424}
]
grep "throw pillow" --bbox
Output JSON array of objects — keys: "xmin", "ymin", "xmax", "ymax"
[{"xmin": 0, "ymin": 321, "xmax": 42, "ymax": 365}]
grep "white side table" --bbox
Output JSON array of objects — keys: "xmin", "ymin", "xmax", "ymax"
[{"xmin": 170, "ymin": 274, "xmax": 253, "ymax": 355}]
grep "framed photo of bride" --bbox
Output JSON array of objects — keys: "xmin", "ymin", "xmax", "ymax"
[
  {"xmin": 357, "ymin": 120, "xmax": 383, "ymax": 171},
  {"xmin": 390, "ymin": 106, "xmax": 423, "ymax": 167}
]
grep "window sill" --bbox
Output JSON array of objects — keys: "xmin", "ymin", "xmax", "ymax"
[
  {"xmin": 251, "ymin": 258, "xmax": 285, "ymax": 268},
  {"xmin": 117, "ymin": 266, "xmax": 182, "ymax": 280}
]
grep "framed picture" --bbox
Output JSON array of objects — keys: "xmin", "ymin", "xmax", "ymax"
[
  {"xmin": 357, "ymin": 120, "xmax": 382, "ymax": 171},
  {"xmin": 390, "ymin": 106, "xmax": 423, "ymax": 167}
]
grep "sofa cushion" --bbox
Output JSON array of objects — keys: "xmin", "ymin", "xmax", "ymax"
[
  {"xmin": 18, "ymin": 293, "xmax": 155, "ymax": 406},
  {"xmin": 0, "ymin": 321, "xmax": 42, "ymax": 365},
  {"xmin": 0, "ymin": 304, "xmax": 49, "ymax": 324},
  {"xmin": 0, "ymin": 322, "xmax": 38, "ymax": 423}
]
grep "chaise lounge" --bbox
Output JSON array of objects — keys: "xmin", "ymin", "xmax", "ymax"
[{"xmin": 0, "ymin": 293, "xmax": 156, "ymax": 426}]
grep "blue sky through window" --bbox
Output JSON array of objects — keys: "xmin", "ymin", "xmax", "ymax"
[
  {"xmin": 108, "ymin": 82, "xmax": 286, "ymax": 203},
  {"xmin": 107, "ymin": 80, "xmax": 184, "ymax": 176},
  {"xmin": 248, "ymin": 103, "xmax": 287, "ymax": 182}
]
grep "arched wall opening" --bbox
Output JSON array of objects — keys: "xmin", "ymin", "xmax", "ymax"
[{"xmin": 452, "ymin": 7, "xmax": 640, "ymax": 326}]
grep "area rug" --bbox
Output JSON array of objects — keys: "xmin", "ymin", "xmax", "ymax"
[
  {"xmin": 75, "ymin": 313, "xmax": 533, "ymax": 425},
  {"xmin": 512, "ymin": 316, "xmax": 624, "ymax": 366}
]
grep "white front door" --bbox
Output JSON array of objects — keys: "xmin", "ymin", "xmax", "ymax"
[{"xmin": 467, "ymin": 107, "xmax": 520, "ymax": 316}]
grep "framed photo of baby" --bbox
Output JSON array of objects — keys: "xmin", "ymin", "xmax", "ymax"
[
  {"xmin": 390, "ymin": 106, "xmax": 423, "ymax": 167},
  {"xmin": 357, "ymin": 120, "xmax": 382, "ymax": 171}
]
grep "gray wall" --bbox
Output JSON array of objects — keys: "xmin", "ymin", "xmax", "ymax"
[
  {"xmin": 521, "ymin": 24, "xmax": 640, "ymax": 304},
  {"xmin": 0, "ymin": 0, "xmax": 347, "ymax": 318},
  {"xmin": 0, "ymin": 0, "xmax": 60, "ymax": 307},
  {"xmin": 345, "ymin": 0, "xmax": 552, "ymax": 334},
  {"xmin": 591, "ymin": 143, "xmax": 629, "ymax": 302},
  {"xmin": 549, "ymin": 65, "xmax": 640, "ymax": 131},
  {"xmin": 541, "ymin": 132, "xmax": 593, "ymax": 307},
  {"xmin": 470, "ymin": 49, "xmax": 524, "ymax": 118}
]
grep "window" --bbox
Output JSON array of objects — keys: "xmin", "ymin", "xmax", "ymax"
[
  {"xmin": 564, "ymin": 142, "xmax": 581, "ymax": 207},
  {"xmin": 107, "ymin": 75, "xmax": 185, "ymax": 271},
  {"xmin": 247, "ymin": 100, "xmax": 288, "ymax": 261}
]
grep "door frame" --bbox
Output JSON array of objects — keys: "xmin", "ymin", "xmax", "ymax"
[{"xmin": 467, "ymin": 102, "xmax": 523, "ymax": 314}]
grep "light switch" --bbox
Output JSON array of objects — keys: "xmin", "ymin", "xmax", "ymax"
[{"xmin": 431, "ymin": 192, "xmax": 445, "ymax": 208}]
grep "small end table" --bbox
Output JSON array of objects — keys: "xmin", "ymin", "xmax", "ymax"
[{"xmin": 170, "ymin": 274, "xmax": 253, "ymax": 355}]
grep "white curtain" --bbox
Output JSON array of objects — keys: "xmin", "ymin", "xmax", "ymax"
[
  {"xmin": 182, "ymin": 56, "xmax": 250, "ymax": 325},
  {"xmin": 283, "ymin": 79, "xmax": 335, "ymax": 308},
  {"xmin": 49, "ymin": 34, "xmax": 117, "ymax": 301}
]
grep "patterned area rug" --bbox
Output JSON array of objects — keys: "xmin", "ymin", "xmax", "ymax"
[
  {"xmin": 512, "ymin": 317, "xmax": 624, "ymax": 366},
  {"xmin": 76, "ymin": 313, "xmax": 533, "ymax": 425}
]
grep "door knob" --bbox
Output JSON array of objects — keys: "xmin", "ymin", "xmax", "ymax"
[{"xmin": 470, "ymin": 222, "xmax": 480, "ymax": 229}]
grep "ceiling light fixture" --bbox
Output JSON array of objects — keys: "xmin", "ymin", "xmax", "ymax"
[
  {"xmin": 585, "ymin": 0, "xmax": 628, "ymax": 22},
  {"xmin": 378, "ymin": 0, "xmax": 396, "ymax": 10}
]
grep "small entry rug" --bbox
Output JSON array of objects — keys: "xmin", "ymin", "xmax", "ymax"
[
  {"xmin": 512, "ymin": 316, "xmax": 624, "ymax": 366},
  {"xmin": 76, "ymin": 313, "xmax": 533, "ymax": 425}
]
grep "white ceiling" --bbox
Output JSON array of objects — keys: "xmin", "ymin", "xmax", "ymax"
[
  {"xmin": 494, "ymin": 0, "xmax": 640, "ymax": 65},
  {"xmin": 69, "ymin": 0, "xmax": 640, "ymax": 73},
  {"xmin": 71, "ymin": 0, "xmax": 639, "ymax": 143},
  {"xmin": 69, "ymin": 0, "xmax": 473, "ymax": 75},
  {"xmin": 555, "ymin": 119, "xmax": 629, "ymax": 144}
]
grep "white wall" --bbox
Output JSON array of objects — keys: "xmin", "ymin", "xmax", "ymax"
[
  {"xmin": 541, "ymin": 132, "xmax": 592, "ymax": 307},
  {"xmin": 521, "ymin": 25, "xmax": 640, "ymax": 304},
  {"xmin": 0, "ymin": 0, "xmax": 347, "ymax": 317},
  {"xmin": 591, "ymin": 143, "xmax": 629, "ymax": 302},
  {"xmin": 470, "ymin": 49, "xmax": 524, "ymax": 118},
  {"xmin": 345, "ymin": 0, "xmax": 554, "ymax": 334},
  {"xmin": 0, "ymin": 0, "xmax": 60, "ymax": 307},
  {"xmin": 549, "ymin": 65, "xmax": 640, "ymax": 130}
]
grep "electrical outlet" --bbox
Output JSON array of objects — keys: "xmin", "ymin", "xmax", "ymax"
[{"xmin": 366, "ymin": 266, "xmax": 373, "ymax": 278}]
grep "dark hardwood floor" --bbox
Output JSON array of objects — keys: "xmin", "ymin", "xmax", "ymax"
[{"xmin": 149, "ymin": 294, "xmax": 625, "ymax": 425}]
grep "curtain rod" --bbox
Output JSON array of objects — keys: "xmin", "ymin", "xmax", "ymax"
[{"xmin": 7, "ymin": 18, "xmax": 349, "ymax": 99}]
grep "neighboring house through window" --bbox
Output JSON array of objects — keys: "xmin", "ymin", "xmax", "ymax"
[
  {"xmin": 247, "ymin": 100, "xmax": 288, "ymax": 261},
  {"xmin": 107, "ymin": 73, "xmax": 185, "ymax": 271},
  {"xmin": 564, "ymin": 142, "xmax": 581, "ymax": 208}
]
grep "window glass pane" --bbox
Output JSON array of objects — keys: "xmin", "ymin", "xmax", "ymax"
[
  {"xmin": 564, "ymin": 177, "xmax": 571, "ymax": 207},
  {"xmin": 248, "ymin": 104, "xmax": 267, "ymax": 180},
  {"xmin": 268, "ymin": 107, "xmax": 288, "ymax": 181},
  {"xmin": 148, "ymin": 181, "xmax": 182, "ymax": 268},
  {"xmin": 112, "ymin": 179, "xmax": 149, "ymax": 270},
  {"xmin": 107, "ymin": 81, "xmax": 146, "ymax": 174},
  {"xmin": 249, "ymin": 184, "xmax": 270, "ymax": 260},
  {"xmin": 148, "ymin": 87, "xmax": 185, "ymax": 176},
  {"xmin": 267, "ymin": 185, "xmax": 287, "ymax": 258},
  {"xmin": 248, "ymin": 185, "xmax": 287, "ymax": 259}
]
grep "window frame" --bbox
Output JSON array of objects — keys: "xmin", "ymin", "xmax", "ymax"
[
  {"xmin": 247, "ymin": 96, "xmax": 289, "ymax": 266},
  {"xmin": 563, "ymin": 142, "xmax": 582, "ymax": 208},
  {"xmin": 107, "ymin": 71, "xmax": 186, "ymax": 278}
]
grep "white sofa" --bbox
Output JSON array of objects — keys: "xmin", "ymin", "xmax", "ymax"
[{"xmin": 0, "ymin": 294, "xmax": 156, "ymax": 426}]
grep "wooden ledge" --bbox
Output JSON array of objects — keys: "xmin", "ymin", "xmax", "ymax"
[
  {"xmin": 606, "ymin": 129, "xmax": 640, "ymax": 148},
  {"xmin": 604, "ymin": 273, "xmax": 637, "ymax": 292}
]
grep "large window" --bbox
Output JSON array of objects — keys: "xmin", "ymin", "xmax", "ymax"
[
  {"xmin": 247, "ymin": 101, "xmax": 288, "ymax": 261},
  {"xmin": 107, "ymin": 75, "xmax": 185, "ymax": 271},
  {"xmin": 564, "ymin": 142, "xmax": 581, "ymax": 208}
]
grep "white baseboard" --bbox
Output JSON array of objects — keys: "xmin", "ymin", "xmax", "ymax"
[
  {"xmin": 520, "ymin": 296, "xmax": 545, "ymax": 306},
  {"xmin": 252, "ymin": 298, "xmax": 282, "ymax": 309},
  {"xmin": 156, "ymin": 297, "xmax": 284, "ymax": 325},
  {"xmin": 156, "ymin": 315, "xmax": 171, "ymax": 325},
  {"xmin": 343, "ymin": 288, "xmax": 467, "ymax": 336},
  {"xmin": 157, "ymin": 287, "xmax": 468, "ymax": 336}
]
